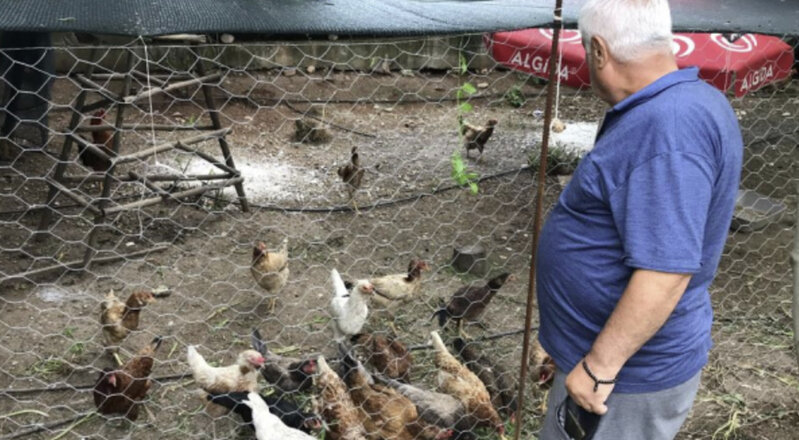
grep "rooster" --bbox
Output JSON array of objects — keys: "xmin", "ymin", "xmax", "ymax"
[
  {"xmin": 452, "ymin": 338, "xmax": 518, "ymax": 420},
  {"xmin": 458, "ymin": 115, "xmax": 497, "ymax": 162},
  {"xmin": 251, "ymin": 329, "xmax": 316, "ymax": 395},
  {"xmin": 100, "ymin": 290, "xmax": 156, "ymax": 365},
  {"xmin": 186, "ymin": 346, "xmax": 265, "ymax": 393},
  {"xmin": 431, "ymin": 331, "xmax": 505, "ymax": 438},
  {"xmin": 79, "ymin": 108, "xmax": 114, "ymax": 172},
  {"xmin": 351, "ymin": 333, "xmax": 412, "ymax": 382},
  {"xmin": 329, "ymin": 268, "xmax": 376, "ymax": 341},
  {"xmin": 337, "ymin": 147, "xmax": 365, "ymax": 212},
  {"xmin": 207, "ymin": 391, "xmax": 323, "ymax": 434},
  {"xmin": 93, "ymin": 336, "xmax": 162, "ymax": 421},
  {"xmin": 243, "ymin": 392, "xmax": 318, "ymax": 440},
  {"xmin": 313, "ymin": 355, "xmax": 368, "ymax": 440},
  {"xmin": 432, "ymin": 273, "xmax": 515, "ymax": 339},
  {"xmin": 251, "ymin": 238, "xmax": 290, "ymax": 314}
]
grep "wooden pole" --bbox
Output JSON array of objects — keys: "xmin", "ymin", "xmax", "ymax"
[
  {"xmin": 34, "ymin": 48, "xmax": 99, "ymax": 240},
  {"xmin": 514, "ymin": 1, "xmax": 563, "ymax": 439},
  {"xmin": 191, "ymin": 47, "xmax": 251, "ymax": 212},
  {"xmin": 73, "ymin": 74, "xmax": 123, "ymax": 103}
]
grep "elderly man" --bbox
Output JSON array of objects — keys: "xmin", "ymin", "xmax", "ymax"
[{"xmin": 537, "ymin": 0, "xmax": 743, "ymax": 439}]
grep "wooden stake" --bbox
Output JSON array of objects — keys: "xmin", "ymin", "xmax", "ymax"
[
  {"xmin": 514, "ymin": 2, "xmax": 563, "ymax": 439},
  {"xmin": 112, "ymin": 127, "xmax": 230, "ymax": 164}
]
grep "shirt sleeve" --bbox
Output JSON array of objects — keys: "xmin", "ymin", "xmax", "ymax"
[{"xmin": 608, "ymin": 152, "xmax": 715, "ymax": 274}]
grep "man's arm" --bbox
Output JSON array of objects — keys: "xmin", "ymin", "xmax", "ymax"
[{"xmin": 565, "ymin": 269, "xmax": 692, "ymax": 414}]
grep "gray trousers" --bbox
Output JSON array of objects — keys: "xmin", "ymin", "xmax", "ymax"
[{"xmin": 539, "ymin": 368, "xmax": 701, "ymax": 440}]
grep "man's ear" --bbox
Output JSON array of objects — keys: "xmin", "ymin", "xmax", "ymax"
[{"xmin": 590, "ymin": 35, "xmax": 609, "ymax": 69}]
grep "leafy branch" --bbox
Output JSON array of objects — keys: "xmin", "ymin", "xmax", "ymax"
[{"xmin": 451, "ymin": 52, "xmax": 480, "ymax": 195}]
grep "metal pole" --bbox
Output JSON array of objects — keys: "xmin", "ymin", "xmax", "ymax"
[
  {"xmin": 793, "ymin": 178, "xmax": 799, "ymax": 369},
  {"xmin": 514, "ymin": 1, "xmax": 563, "ymax": 438}
]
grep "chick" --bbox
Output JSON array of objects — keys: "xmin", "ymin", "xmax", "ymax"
[{"xmin": 100, "ymin": 290, "xmax": 156, "ymax": 365}]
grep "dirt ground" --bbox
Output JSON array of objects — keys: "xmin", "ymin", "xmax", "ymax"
[{"xmin": 0, "ymin": 68, "xmax": 797, "ymax": 440}]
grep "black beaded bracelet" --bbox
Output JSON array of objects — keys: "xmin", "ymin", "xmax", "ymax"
[{"xmin": 582, "ymin": 359, "xmax": 617, "ymax": 392}]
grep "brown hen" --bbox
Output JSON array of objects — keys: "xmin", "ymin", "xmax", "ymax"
[
  {"xmin": 100, "ymin": 290, "xmax": 155, "ymax": 365},
  {"xmin": 458, "ymin": 116, "xmax": 497, "ymax": 162},
  {"xmin": 337, "ymin": 147, "xmax": 365, "ymax": 212},
  {"xmin": 351, "ymin": 333, "xmax": 412, "ymax": 382},
  {"xmin": 80, "ymin": 109, "xmax": 114, "ymax": 172},
  {"xmin": 314, "ymin": 355, "xmax": 367, "ymax": 440},
  {"xmin": 430, "ymin": 331, "xmax": 505, "ymax": 438},
  {"xmin": 251, "ymin": 238, "xmax": 289, "ymax": 313},
  {"xmin": 93, "ymin": 336, "xmax": 162, "ymax": 421},
  {"xmin": 433, "ymin": 273, "xmax": 514, "ymax": 339}
]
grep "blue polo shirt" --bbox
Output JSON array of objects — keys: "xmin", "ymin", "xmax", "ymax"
[{"xmin": 537, "ymin": 67, "xmax": 743, "ymax": 393}]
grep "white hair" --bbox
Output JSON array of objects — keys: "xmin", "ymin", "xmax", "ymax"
[{"xmin": 578, "ymin": 0, "xmax": 673, "ymax": 62}]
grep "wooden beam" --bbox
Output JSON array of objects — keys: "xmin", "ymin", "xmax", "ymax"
[
  {"xmin": 75, "ymin": 123, "xmax": 216, "ymax": 132},
  {"xmin": 103, "ymin": 177, "xmax": 243, "ymax": 215},
  {"xmin": 112, "ymin": 127, "xmax": 230, "ymax": 165},
  {"xmin": 123, "ymin": 72, "xmax": 222, "ymax": 104},
  {"xmin": 74, "ymin": 74, "xmax": 123, "ymax": 103},
  {"xmin": 61, "ymin": 173, "xmax": 235, "ymax": 183},
  {"xmin": 46, "ymin": 180, "xmax": 102, "ymax": 216},
  {"xmin": 173, "ymin": 141, "xmax": 239, "ymax": 176}
]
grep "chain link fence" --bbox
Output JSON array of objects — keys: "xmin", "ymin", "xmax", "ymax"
[{"xmin": 0, "ymin": 32, "xmax": 796, "ymax": 440}]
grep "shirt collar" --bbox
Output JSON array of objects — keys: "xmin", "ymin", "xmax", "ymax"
[{"xmin": 611, "ymin": 66, "xmax": 700, "ymax": 113}]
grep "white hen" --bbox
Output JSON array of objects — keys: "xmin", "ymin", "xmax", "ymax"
[
  {"xmin": 243, "ymin": 392, "xmax": 316, "ymax": 440},
  {"xmin": 186, "ymin": 346, "xmax": 264, "ymax": 393},
  {"xmin": 329, "ymin": 268, "xmax": 374, "ymax": 340}
]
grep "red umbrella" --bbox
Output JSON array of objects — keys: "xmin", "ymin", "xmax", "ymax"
[{"xmin": 486, "ymin": 29, "xmax": 794, "ymax": 97}]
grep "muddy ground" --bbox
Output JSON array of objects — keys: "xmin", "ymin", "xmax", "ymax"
[{"xmin": 0, "ymin": 68, "xmax": 797, "ymax": 440}]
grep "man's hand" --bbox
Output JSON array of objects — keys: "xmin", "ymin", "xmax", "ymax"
[
  {"xmin": 565, "ymin": 356, "xmax": 618, "ymax": 415},
  {"xmin": 565, "ymin": 269, "xmax": 691, "ymax": 414}
]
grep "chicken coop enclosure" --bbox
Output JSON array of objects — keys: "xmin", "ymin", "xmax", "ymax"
[{"xmin": 0, "ymin": 20, "xmax": 798, "ymax": 440}]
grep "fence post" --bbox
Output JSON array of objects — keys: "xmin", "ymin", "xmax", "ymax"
[{"xmin": 793, "ymin": 178, "xmax": 799, "ymax": 369}]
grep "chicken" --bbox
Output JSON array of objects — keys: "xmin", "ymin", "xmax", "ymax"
[
  {"xmin": 370, "ymin": 259, "xmax": 431, "ymax": 307},
  {"xmin": 242, "ymin": 392, "xmax": 318, "ymax": 440},
  {"xmin": 430, "ymin": 331, "xmax": 505, "ymax": 437},
  {"xmin": 79, "ymin": 108, "xmax": 114, "ymax": 172},
  {"xmin": 373, "ymin": 374, "xmax": 475, "ymax": 440},
  {"xmin": 432, "ymin": 273, "xmax": 515, "ymax": 339},
  {"xmin": 251, "ymin": 238, "xmax": 290, "ymax": 314},
  {"xmin": 186, "ymin": 346, "xmax": 265, "ymax": 393},
  {"xmin": 251, "ymin": 328, "xmax": 316, "ymax": 395},
  {"xmin": 458, "ymin": 115, "xmax": 497, "ymax": 161},
  {"xmin": 208, "ymin": 391, "xmax": 323, "ymax": 434},
  {"xmin": 100, "ymin": 290, "xmax": 156, "ymax": 365},
  {"xmin": 340, "ymin": 350, "xmax": 451, "ymax": 440},
  {"xmin": 452, "ymin": 338, "xmax": 518, "ymax": 420},
  {"xmin": 313, "ymin": 355, "xmax": 367, "ymax": 440},
  {"xmin": 337, "ymin": 146, "xmax": 365, "ymax": 212},
  {"xmin": 329, "ymin": 268, "xmax": 376, "ymax": 341},
  {"xmin": 93, "ymin": 336, "xmax": 162, "ymax": 421},
  {"xmin": 530, "ymin": 339, "xmax": 556, "ymax": 387},
  {"xmin": 351, "ymin": 333, "xmax": 412, "ymax": 382}
]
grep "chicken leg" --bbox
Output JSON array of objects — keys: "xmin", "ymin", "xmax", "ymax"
[{"xmin": 456, "ymin": 319, "xmax": 472, "ymax": 340}]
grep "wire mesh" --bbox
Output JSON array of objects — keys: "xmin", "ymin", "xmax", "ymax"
[{"xmin": 0, "ymin": 31, "xmax": 796, "ymax": 440}]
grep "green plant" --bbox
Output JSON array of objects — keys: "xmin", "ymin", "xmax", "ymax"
[
  {"xmin": 504, "ymin": 85, "xmax": 525, "ymax": 108},
  {"xmin": 451, "ymin": 151, "xmax": 479, "ymax": 195},
  {"xmin": 450, "ymin": 51, "xmax": 480, "ymax": 195}
]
